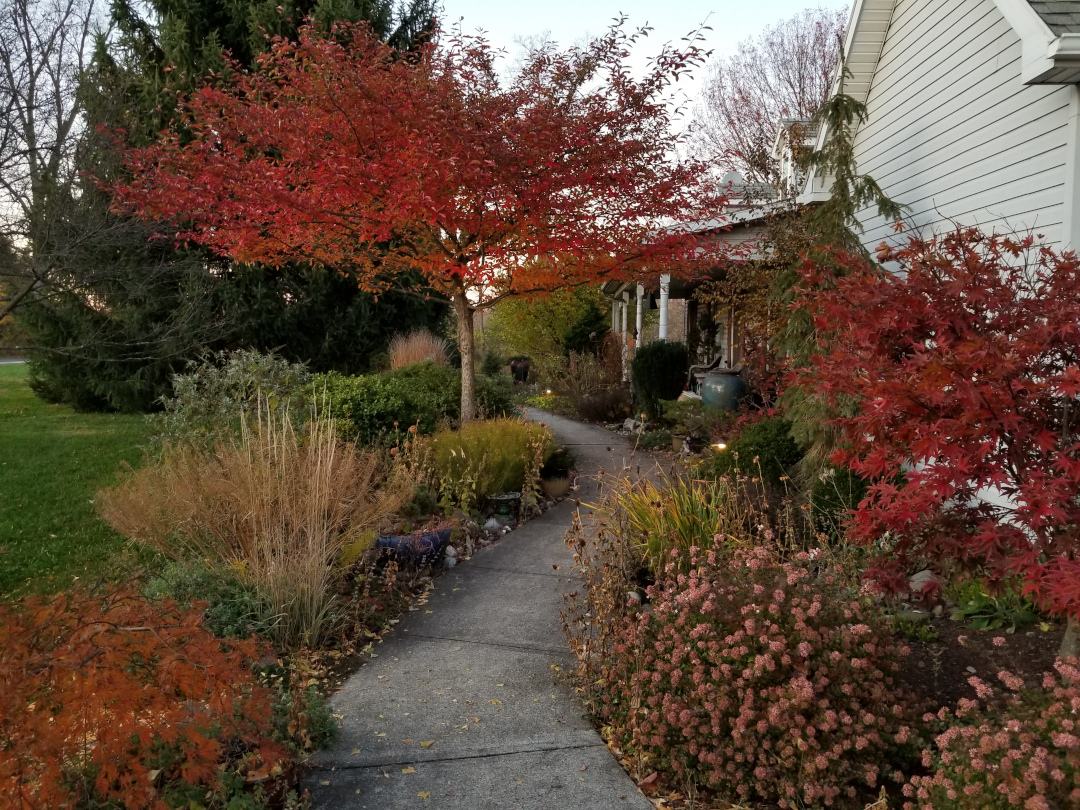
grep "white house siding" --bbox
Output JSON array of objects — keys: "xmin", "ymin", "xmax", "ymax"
[{"xmin": 851, "ymin": 0, "xmax": 1074, "ymax": 249}]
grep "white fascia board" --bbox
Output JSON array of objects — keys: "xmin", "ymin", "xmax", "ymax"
[{"xmin": 990, "ymin": 0, "xmax": 1062, "ymax": 83}]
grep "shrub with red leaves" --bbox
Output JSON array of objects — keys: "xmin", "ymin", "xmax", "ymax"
[
  {"xmin": 906, "ymin": 658, "xmax": 1080, "ymax": 809},
  {"xmin": 792, "ymin": 229, "xmax": 1080, "ymax": 620},
  {"xmin": 0, "ymin": 588, "xmax": 289, "ymax": 809},
  {"xmin": 604, "ymin": 546, "xmax": 919, "ymax": 808}
]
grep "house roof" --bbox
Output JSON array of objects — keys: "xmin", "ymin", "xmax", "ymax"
[{"xmin": 1027, "ymin": 1, "xmax": 1080, "ymax": 34}]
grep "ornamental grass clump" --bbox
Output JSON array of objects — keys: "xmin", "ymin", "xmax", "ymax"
[
  {"xmin": 388, "ymin": 329, "xmax": 449, "ymax": 369},
  {"xmin": 425, "ymin": 418, "xmax": 553, "ymax": 511},
  {"xmin": 98, "ymin": 403, "xmax": 410, "ymax": 650},
  {"xmin": 598, "ymin": 546, "xmax": 918, "ymax": 807},
  {"xmin": 906, "ymin": 658, "xmax": 1080, "ymax": 809}
]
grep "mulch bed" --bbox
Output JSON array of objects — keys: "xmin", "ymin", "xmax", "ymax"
[{"xmin": 899, "ymin": 615, "xmax": 1066, "ymax": 711}]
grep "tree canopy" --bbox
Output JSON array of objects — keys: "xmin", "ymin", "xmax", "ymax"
[{"xmin": 114, "ymin": 20, "xmax": 735, "ymax": 418}]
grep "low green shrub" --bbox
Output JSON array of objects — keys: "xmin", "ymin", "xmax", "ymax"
[
  {"xmin": 810, "ymin": 463, "xmax": 869, "ymax": 536},
  {"xmin": 481, "ymin": 351, "xmax": 505, "ymax": 376},
  {"xmin": 319, "ymin": 362, "xmax": 514, "ymax": 444},
  {"xmin": 660, "ymin": 397, "xmax": 707, "ymax": 438},
  {"xmin": 571, "ymin": 387, "xmax": 633, "ymax": 422},
  {"xmin": 635, "ymin": 429, "xmax": 672, "ymax": 450},
  {"xmin": 144, "ymin": 560, "xmax": 272, "ymax": 640},
  {"xmin": 426, "ymin": 418, "xmax": 553, "ymax": 512},
  {"xmin": 152, "ymin": 349, "xmax": 312, "ymax": 447},
  {"xmin": 630, "ymin": 341, "xmax": 688, "ymax": 419},
  {"xmin": 615, "ymin": 474, "xmax": 743, "ymax": 569},
  {"xmin": 541, "ymin": 446, "xmax": 577, "ymax": 478},
  {"xmin": 949, "ymin": 579, "xmax": 1040, "ymax": 632},
  {"xmin": 706, "ymin": 416, "xmax": 803, "ymax": 488},
  {"xmin": 522, "ymin": 392, "xmax": 578, "ymax": 419}
]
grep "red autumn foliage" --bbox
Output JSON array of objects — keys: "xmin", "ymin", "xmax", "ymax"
[
  {"xmin": 0, "ymin": 587, "xmax": 289, "ymax": 809},
  {"xmin": 792, "ymin": 229, "xmax": 1080, "ymax": 619},
  {"xmin": 109, "ymin": 21, "xmax": 733, "ymax": 419}
]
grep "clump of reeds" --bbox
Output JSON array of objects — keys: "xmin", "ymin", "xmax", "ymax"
[
  {"xmin": 388, "ymin": 329, "xmax": 449, "ymax": 369},
  {"xmin": 98, "ymin": 402, "xmax": 410, "ymax": 649}
]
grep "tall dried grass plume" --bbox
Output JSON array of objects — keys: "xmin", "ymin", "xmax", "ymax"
[
  {"xmin": 389, "ymin": 329, "xmax": 449, "ymax": 370},
  {"xmin": 98, "ymin": 403, "xmax": 410, "ymax": 649}
]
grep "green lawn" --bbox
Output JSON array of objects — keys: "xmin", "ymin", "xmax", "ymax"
[{"xmin": 0, "ymin": 363, "xmax": 151, "ymax": 596}]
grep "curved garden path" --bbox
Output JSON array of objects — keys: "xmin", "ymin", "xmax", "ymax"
[{"xmin": 304, "ymin": 410, "xmax": 657, "ymax": 809}]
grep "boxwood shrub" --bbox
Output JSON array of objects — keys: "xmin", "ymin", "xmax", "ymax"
[
  {"xmin": 705, "ymin": 416, "xmax": 803, "ymax": 488},
  {"xmin": 318, "ymin": 362, "xmax": 514, "ymax": 444},
  {"xmin": 630, "ymin": 341, "xmax": 688, "ymax": 419}
]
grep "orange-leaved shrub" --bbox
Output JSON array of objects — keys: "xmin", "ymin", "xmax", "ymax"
[
  {"xmin": 0, "ymin": 588, "xmax": 289, "ymax": 809},
  {"xmin": 604, "ymin": 547, "xmax": 919, "ymax": 808},
  {"xmin": 905, "ymin": 658, "xmax": 1080, "ymax": 809}
]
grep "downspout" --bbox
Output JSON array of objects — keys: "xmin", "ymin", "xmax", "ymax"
[{"xmin": 658, "ymin": 274, "xmax": 670, "ymax": 340}]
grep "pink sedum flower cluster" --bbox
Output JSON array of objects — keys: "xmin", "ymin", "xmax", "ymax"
[
  {"xmin": 906, "ymin": 658, "xmax": 1080, "ymax": 809},
  {"xmin": 601, "ymin": 546, "xmax": 918, "ymax": 808}
]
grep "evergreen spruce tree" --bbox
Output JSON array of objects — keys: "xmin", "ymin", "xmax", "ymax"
[
  {"xmin": 23, "ymin": 0, "xmax": 446, "ymax": 411},
  {"xmin": 773, "ymin": 54, "xmax": 906, "ymax": 471}
]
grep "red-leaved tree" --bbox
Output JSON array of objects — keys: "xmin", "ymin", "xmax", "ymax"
[
  {"xmin": 792, "ymin": 229, "xmax": 1080, "ymax": 654},
  {"xmin": 111, "ymin": 21, "xmax": 732, "ymax": 419}
]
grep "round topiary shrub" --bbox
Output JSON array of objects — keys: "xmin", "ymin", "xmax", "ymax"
[
  {"xmin": 706, "ymin": 416, "xmax": 803, "ymax": 488},
  {"xmin": 603, "ymin": 546, "xmax": 918, "ymax": 808},
  {"xmin": 630, "ymin": 341, "xmax": 688, "ymax": 419}
]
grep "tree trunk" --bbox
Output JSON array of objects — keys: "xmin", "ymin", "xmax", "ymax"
[
  {"xmin": 455, "ymin": 293, "xmax": 477, "ymax": 423},
  {"xmin": 1061, "ymin": 614, "xmax": 1078, "ymax": 659}
]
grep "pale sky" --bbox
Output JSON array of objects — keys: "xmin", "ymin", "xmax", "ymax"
[{"xmin": 440, "ymin": 0, "xmax": 852, "ymax": 112}]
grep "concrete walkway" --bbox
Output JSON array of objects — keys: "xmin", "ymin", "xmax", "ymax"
[{"xmin": 304, "ymin": 411, "xmax": 655, "ymax": 810}]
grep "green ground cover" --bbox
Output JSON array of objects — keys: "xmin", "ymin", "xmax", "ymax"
[{"xmin": 0, "ymin": 364, "xmax": 150, "ymax": 596}]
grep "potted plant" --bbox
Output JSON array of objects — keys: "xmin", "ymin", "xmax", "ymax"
[
  {"xmin": 662, "ymin": 398, "xmax": 708, "ymax": 453},
  {"xmin": 539, "ymin": 446, "xmax": 576, "ymax": 499}
]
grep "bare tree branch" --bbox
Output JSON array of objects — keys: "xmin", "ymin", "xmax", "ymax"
[{"xmin": 690, "ymin": 7, "xmax": 845, "ymax": 186}]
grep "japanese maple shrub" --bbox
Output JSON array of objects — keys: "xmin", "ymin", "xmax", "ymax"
[
  {"xmin": 0, "ymin": 588, "xmax": 290, "ymax": 808},
  {"xmin": 793, "ymin": 229, "xmax": 1080, "ymax": 651},
  {"xmin": 604, "ymin": 546, "xmax": 918, "ymax": 807}
]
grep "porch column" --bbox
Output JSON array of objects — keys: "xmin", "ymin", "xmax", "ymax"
[
  {"xmin": 621, "ymin": 291, "xmax": 630, "ymax": 381},
  {"xmin": 635, "ymin": 284, "xmax": 644, "ymax": 344},
  {"xmin": 658, "ymin": 274, "xmax": 671, "ymax": 340}
]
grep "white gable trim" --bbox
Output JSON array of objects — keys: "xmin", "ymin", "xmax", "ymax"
[{"xmin": 991, "ymin": 0, "xmax": 1080, "ymax": 82}]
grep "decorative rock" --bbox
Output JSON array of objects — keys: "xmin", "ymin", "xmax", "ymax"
[
  {"xmin": 445, "ymin": 545, "xmax": 458, "ymax": 558},
  {"xmin": 622, "ymin": 417, "xmax": 641, "ymax": 432},
  {"xmin": 444, "ymin": 557, "xmax": 457, "ymax": 568},
  {"xmin": 909, "ymin": 569, "xmax": 940, "ymax": 596},
  {"xmin": 483, "ymin": 517, "xmax": 503, "ymax": 533}
]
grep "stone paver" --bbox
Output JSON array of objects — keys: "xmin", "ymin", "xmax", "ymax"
[{"xmin": 303, "ymin": 410, "xmax": 655, "ymax": 809}]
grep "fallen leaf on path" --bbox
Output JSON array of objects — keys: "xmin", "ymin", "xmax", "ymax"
[
  {"xmin": 401, "ymin": 767, "xmax": 416, "ymax": 774},
  {"xmin": 579, "ymin": 766, "xmax": 587, "ymax": 772},
  {"xmin": 420, "ymin": 740, "xmax": 435, "ymax": 747},
  {"xmin": 637, "ymin": 772, "xmax": 660, "ymax": 792},
  {"xmin": 418, "ymin": 791, "xmax": 430, "ymax": 799}
]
